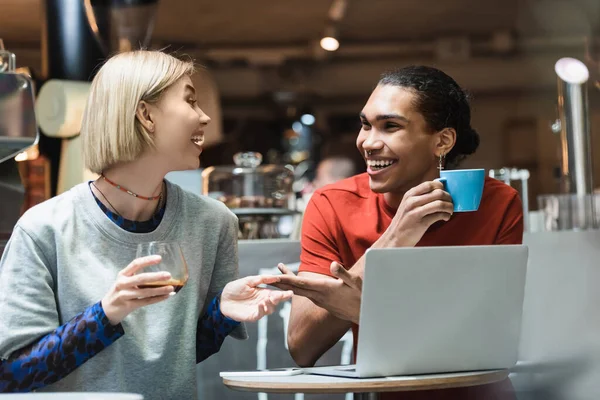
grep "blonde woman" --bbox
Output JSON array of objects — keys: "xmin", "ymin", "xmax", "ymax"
[{"xmin": 0, "ymin": 50, "xmax": 292, "ymax": 398}]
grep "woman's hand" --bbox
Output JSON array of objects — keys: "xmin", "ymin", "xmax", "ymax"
[
  {"xmin": 220, "ymin": 275, "xmax": 293, "ymax": 322},
  {"xmin": 101, "ymin": 255, "xmax": 175, "ymax": 325}
]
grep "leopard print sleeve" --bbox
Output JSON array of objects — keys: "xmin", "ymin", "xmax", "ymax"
[
  {"xmin": 0, "ymin": 301, "xmax": 124, "ymax": 393},
  {"xmin": 196, "ymin": 293, "xmax": 240, "ymax": 363}
]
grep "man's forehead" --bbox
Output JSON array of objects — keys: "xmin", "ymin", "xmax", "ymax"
[{"xmin": 362, "ymin": 86, "xmax": 415, "ymax": 117}]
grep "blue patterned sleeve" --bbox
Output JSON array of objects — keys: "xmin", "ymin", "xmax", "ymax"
[
  {"xmin": 0, "ymin": 301, "xmax": 124, "ymax": 393},
  {"xmin": 196, "ymin": 293, "xmax": 241, "ymax": 363}
]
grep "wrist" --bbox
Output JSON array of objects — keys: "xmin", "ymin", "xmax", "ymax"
[
  {"xmin": 374, "ymin": 230, "xmax": 407, "ymax": 248},
  {"xmin": 101, "ymin": 298, "xmax": 122, "ymax": 326},
  {"xmin": 217, "ymin": 292, "xmax": 235, "ymax": 321}
]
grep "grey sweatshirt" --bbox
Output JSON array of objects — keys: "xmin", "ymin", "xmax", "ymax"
[{"xmin": 0, "ymin": 181, "xmax": 247, "ymax": 399}]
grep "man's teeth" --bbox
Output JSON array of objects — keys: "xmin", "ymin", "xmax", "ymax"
[{"xmin": 367, "ymin": 160, "xmax": 396, "ymax": 169}]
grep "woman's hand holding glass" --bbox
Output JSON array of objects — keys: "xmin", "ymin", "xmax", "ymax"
[
  {"xmin": 101, "ymin": 255, "xmax": 175, "ymax": 325},
  {"xmin": 134, "ymin": 242, "xmax": 189, "ymax": 293}
]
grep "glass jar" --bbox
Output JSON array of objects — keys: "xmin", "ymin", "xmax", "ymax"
[{"xmin": 202, "ymin": 152, "xmax": 296, "ymax": 212}]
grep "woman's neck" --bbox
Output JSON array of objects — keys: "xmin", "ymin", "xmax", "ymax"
[{"xmin": 92, "ymin": 158, "xmax": 167, "ymax": 221}]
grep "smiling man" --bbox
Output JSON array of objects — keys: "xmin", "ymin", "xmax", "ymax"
[{"xmin": 274, "ymin": 66, "xmax": 523, "ymax": 400}]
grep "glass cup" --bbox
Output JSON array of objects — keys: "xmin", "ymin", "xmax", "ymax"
[{"xmin": 135, "ymin": 241, "xmax": 189, "ymax": 294}]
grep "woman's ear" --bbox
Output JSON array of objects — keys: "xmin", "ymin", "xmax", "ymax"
[
  {"xmin": 136, "ymin": 101, "xmax": 155, "ymax": 133},
  {"xmin": 435, "ymin": 127, "xmax": 456, "ymax": 156}
]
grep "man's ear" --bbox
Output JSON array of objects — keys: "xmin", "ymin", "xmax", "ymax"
[{"xmin": 435, "ymin": 127, "xmax": 456, "ymax": 156}]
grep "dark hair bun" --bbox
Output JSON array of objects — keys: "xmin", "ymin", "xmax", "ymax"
[{"xmin": 461, "ymin": 127, "xmax": 480, "ymax": 155}]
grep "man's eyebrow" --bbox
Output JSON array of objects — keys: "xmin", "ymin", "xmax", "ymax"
[
  {"xmin": 376, "ymin": 114, "xmax": 409, "ymax": 122},
  {"xmin": 359, "ymin": 112, "xmax": 409, "ymax": 123}
]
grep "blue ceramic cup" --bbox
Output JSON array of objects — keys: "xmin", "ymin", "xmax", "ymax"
[{"xmin": 436, "ymin": 169, "xmax": 485, "ymax": 212}]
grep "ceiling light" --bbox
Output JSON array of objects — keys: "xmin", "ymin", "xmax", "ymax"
[
  {"xmin": 320, "ymin": 36, "xmax": 339, "ymax": 52},
  {"xmin": 555, "ymin": 57, "xmax": 589, "ymax": 84}
]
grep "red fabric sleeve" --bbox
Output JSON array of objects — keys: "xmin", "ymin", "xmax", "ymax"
[
  {"xmin": 298, "ymin": 193, "xmax": 341, "ymax": 277},
  {"xmin": 495, "ymin": 192, "xmax": 524, "ymax": 245}
]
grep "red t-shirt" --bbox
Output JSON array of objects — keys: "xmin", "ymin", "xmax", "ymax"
[{"xmin": 299, "ymin": 173, "xmax": 523, "ymax": 399}]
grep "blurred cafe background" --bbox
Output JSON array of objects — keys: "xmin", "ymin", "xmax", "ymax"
[{"xmin": 1, "ymin": 0, "xmax": 600, "ymax": 399}]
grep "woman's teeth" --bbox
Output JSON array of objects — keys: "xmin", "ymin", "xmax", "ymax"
[
  {"xmin": 367, "ymin": 159, "xmax": 396, "ymax": 170},
  {"xmin": 191, "ymin": 136, "xmax": 203, "ymax": 145}
]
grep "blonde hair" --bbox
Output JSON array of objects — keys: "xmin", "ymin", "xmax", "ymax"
[{"xmin": 81, "ymin": 50, "xmax": 195, "ymax": 173}]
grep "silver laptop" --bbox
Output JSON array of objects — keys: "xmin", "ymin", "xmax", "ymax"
[{"xmin": 304, "ymin": 245, "xmax": 528, "ymax": 378}]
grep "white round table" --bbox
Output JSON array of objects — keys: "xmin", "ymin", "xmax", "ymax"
[{"xmin": 223, "ymin": 369, "xmax": 510, "ymax": 400}]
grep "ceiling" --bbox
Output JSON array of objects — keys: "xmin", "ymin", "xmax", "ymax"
[
  {"xmin": 2, "ymin": 0, "xmax": 600, "ymax": 100},
  {"xmin": 152, "ymin": 0, "xmax": 598, "ymax": 45},
  {"xmin": 3, "ymin": 0, "xmax": 599, "ymax": 48}
]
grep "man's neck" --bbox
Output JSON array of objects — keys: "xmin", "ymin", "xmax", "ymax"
[
  {"xmin": 383, "ymin": 169, "xmax": 440, "ymax": 210},
  {"xmin": 383, "ymin": 191, "xmax": 404, "ymax": 210}
]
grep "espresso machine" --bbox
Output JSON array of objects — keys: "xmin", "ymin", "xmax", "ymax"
[{"xmin": 0, "ymin": 41, "xmax": 39, "ymax": 247}]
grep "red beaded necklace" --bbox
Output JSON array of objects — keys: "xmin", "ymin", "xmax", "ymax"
[{"xmin": 101, "ymin": 174, "xmax": 162, "ymax": 201}]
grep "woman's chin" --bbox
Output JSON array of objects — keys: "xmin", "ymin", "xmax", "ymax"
[{"xmin": 167, "ymin": 158, "xmax": 200, "ymax": 172}]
